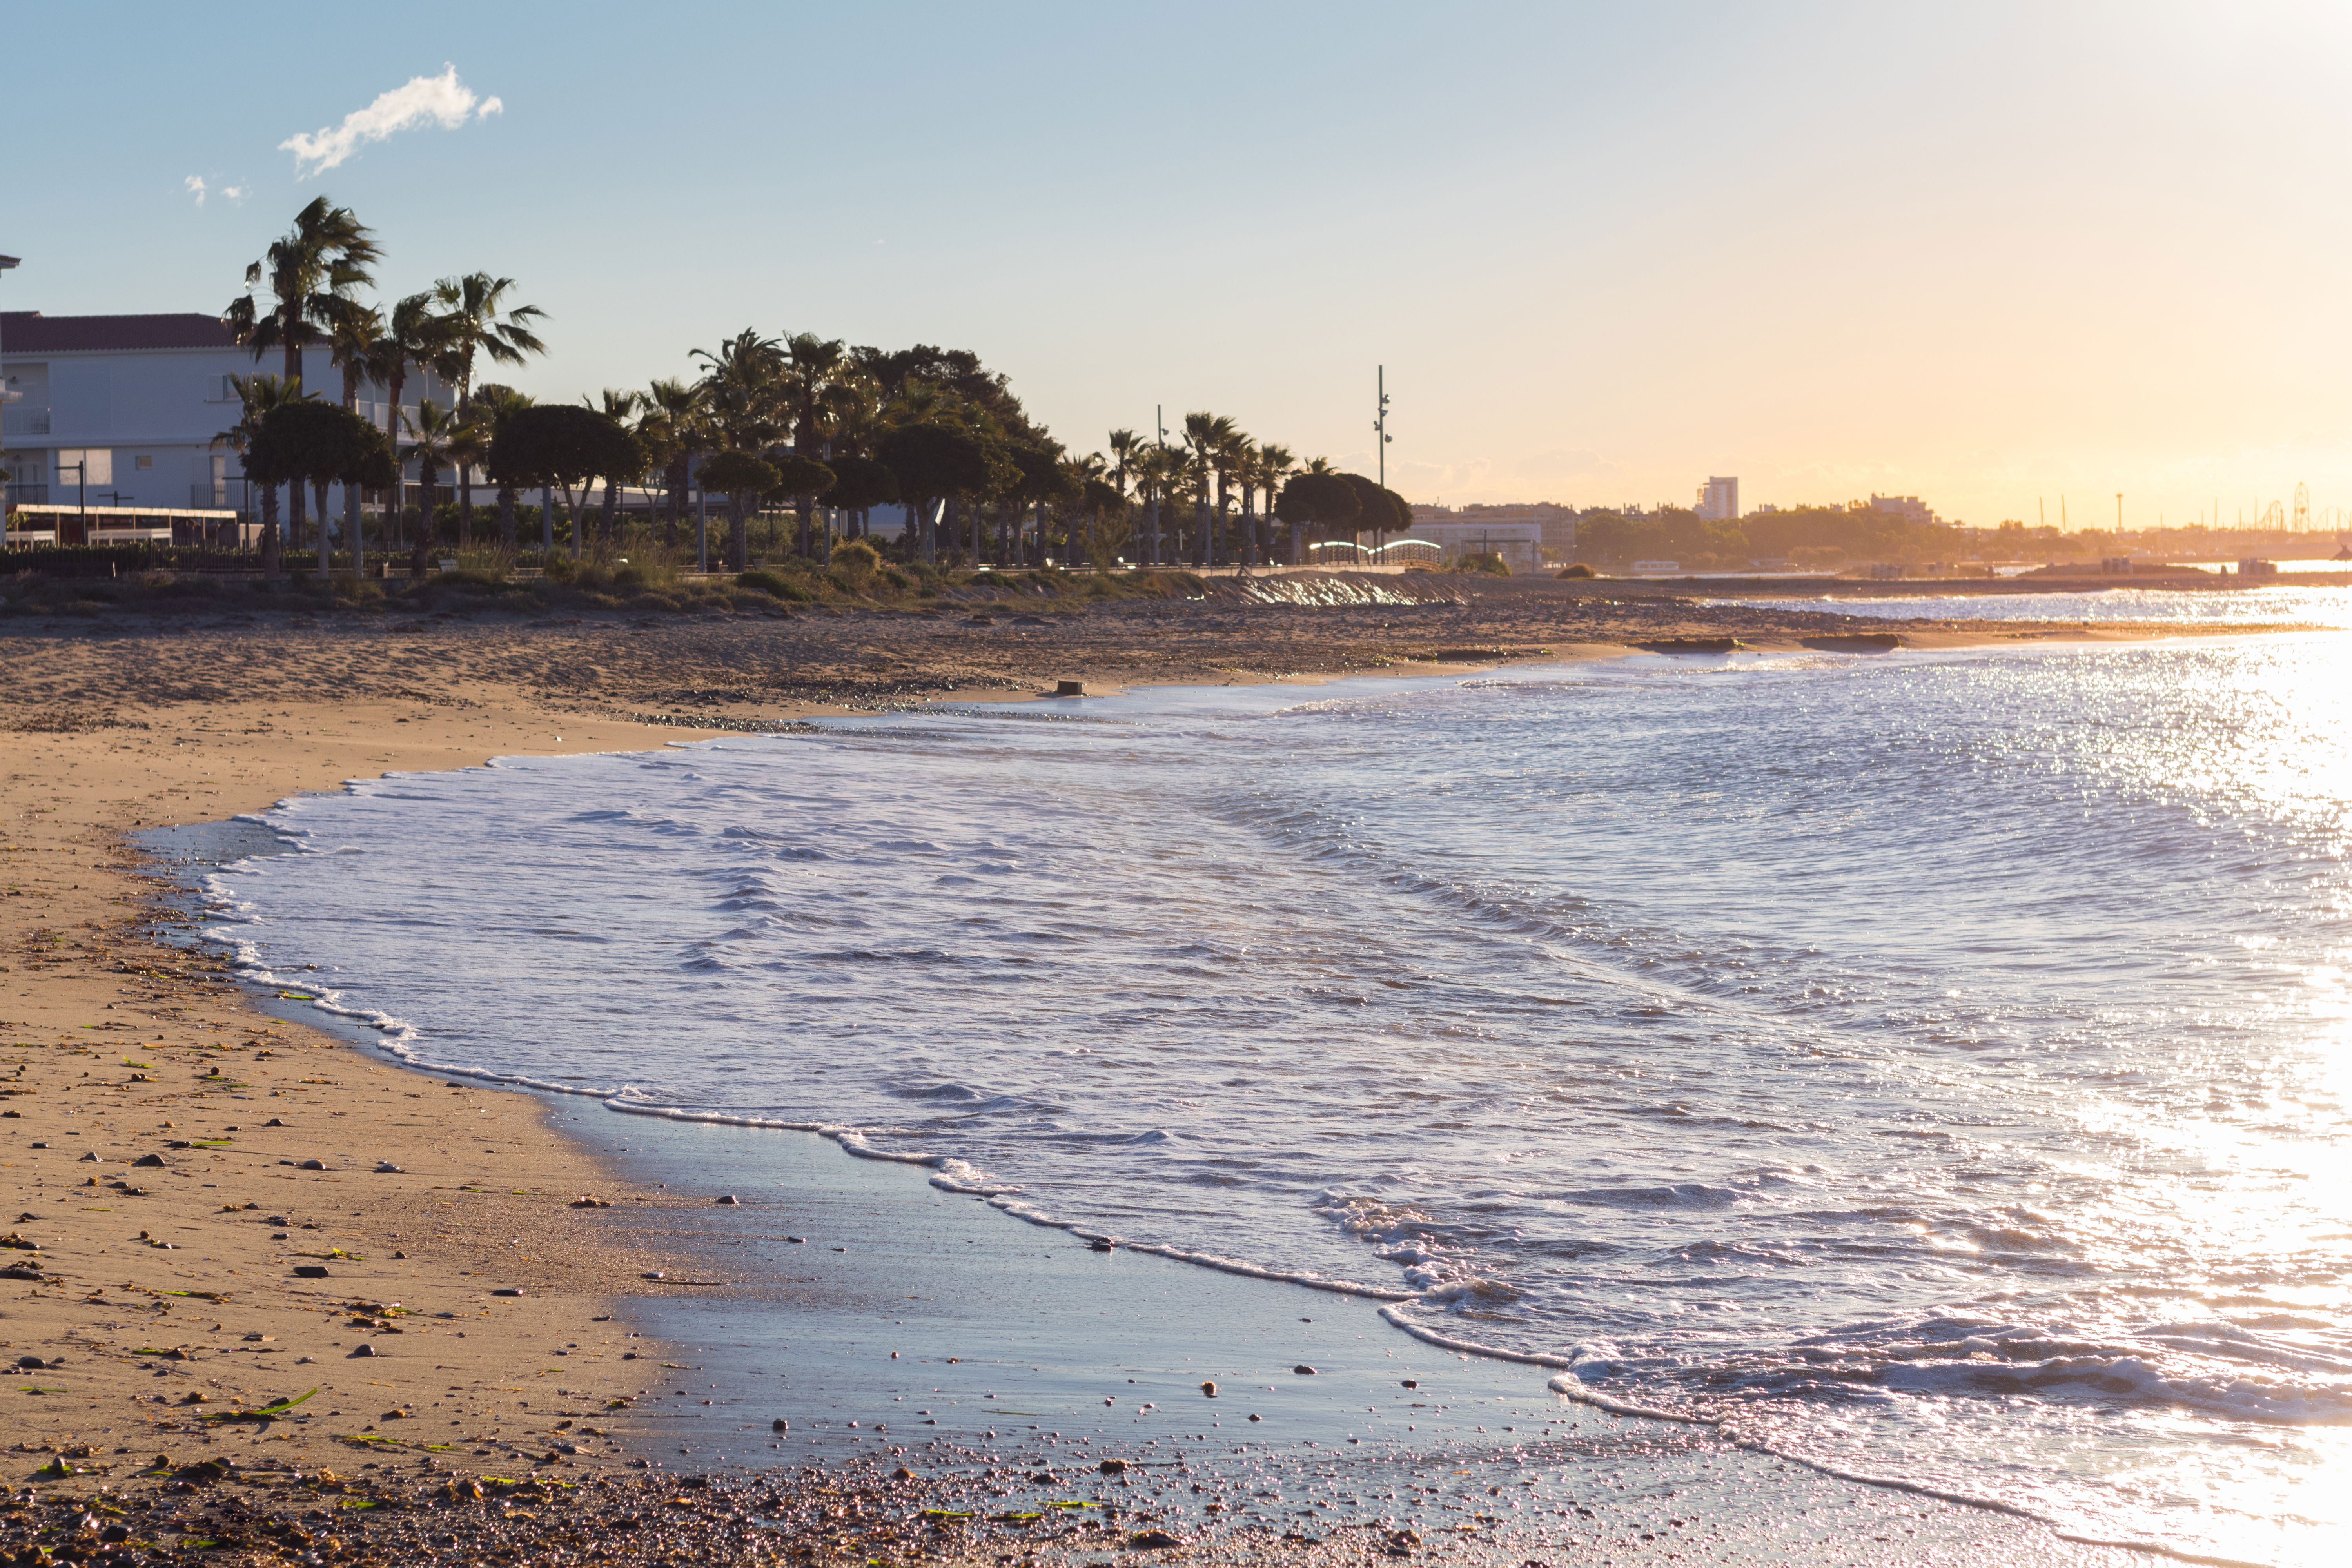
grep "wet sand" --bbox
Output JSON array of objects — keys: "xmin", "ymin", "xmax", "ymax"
[{"xmin": 0, "ymin": 575, "xmax": 2200, "ymax": 1563}]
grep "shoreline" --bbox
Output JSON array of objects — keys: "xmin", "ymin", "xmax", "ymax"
[{"xmin": 0, "ymin": 586, "xmax": 2264, "ymax": 1562}]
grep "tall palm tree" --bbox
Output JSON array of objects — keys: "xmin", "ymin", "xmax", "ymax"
[
  {"xmin": 640, "ymin": 377, "xmax": 709, "ymax": 551},
  {"xmin": 361, "ymin": 293, "xmax": 450, "ymax": 550},
  {"xmin": 446, "ymin": 413, "xmax": 489, "ymax": 548},
  {"xmin": 433, "ymin": 272, "xmax": 548, "ymax": 417},
  {"xmin": 325, "ymin": 303, "xmax": 385, "ymax": 566},
  {"xmin": 588, "ymin": 388, "xmax": 644, "ymax": 548},
  {"xmin": 472, "ymin": 384, "xmax": 535, "ymax": 547},
  {"xmin": 1256, "ymin": 443, "xmax": 1298, "ymax": 564},
  {"xmin": 1181, "ymin": 412, "xmax": 1237, "ymax": 568},
  {"xmin": 1106, "ymin": 429, "xmax": 1143, "ymax": 499},
  {"xmin": 213, "ymin": 373, "xmax": 303, "ymax": 568},
  {"xmin": 225, "ymin": 198, "xmax": 380, "ymax": 554},
  {"xmin": 782, "ymin": 334, "xmax": 849, "ymax": 556},
  {"xmin": 402, "ymin": 397, "xmax": 458, "ymax": 575}
]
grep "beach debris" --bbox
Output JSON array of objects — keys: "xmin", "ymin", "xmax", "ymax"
[
  {"xmin": 1401, "ymin": 1378, "xmax": 1418, "ymax": 1388},
  {"xmin": 892, "ymin": 1465, "xmax": 915, "ymax": 1480},
  {"xmin": 1097, "ymin": 1458, "xmax": 1127, "ymax": 1475},
  {"xmin": 714, "ymin": 1194, "xmax": 740, "ymax": 1205},
  {"xmin": 374, "ymin": 1161, "xmax": 403, "ymax": 1173},
  {"xmin": 641, "ymin": 1271, "xmax": 664, "ymax": 1280},
  {"xmin": 1056, "ymin": 680, "xmax": 1087, "ymax": 696},
  {"xmin": 786, "ymin": 1236, "xmax": 805, "ymax": 1243},
  {"xmin": 0, "ymin": 1233, "xmax": 36, "ymax": 1250},
  {"xmin": 299, "ymin": 1159, "xmax": 327, "ymax": 1171},
  {"xmin": 1294, "ymin": 1365, "xmax": 1317, "ymax": 1375},
  {"xmin": 348, "ymin": 1344, "xmax": 378, "ymax": 1358},
  {"xmin": 1200, "ymin": 1380, "xmax": 1217, "ymax": 1397},
  {"xmin": 492, "ymin": 1287, "xmax": 524, "ymax": 1297},
  {"xmin": 265, "ymin": 1117, "xmax": 285, "ymax": 1126},
  {"xmin": 294, "ymin": 1265, "xmax": 331, "ymax": 1278},
  {"xmin": 570, "ymin": 1196, "xmax": 612, "ymax": 1208},
  {"xmin": 78, "ymin": 1152, "xmax": 99, "ymax": 1162},
  {"xmin": 1089, "ymin": 1238, "xmax": 1114, "ymax": 1252},
  {"xmin": 14, "ymin": 1355, "xmax": 54, "ymax": 1370},
  {"xmin": 2, "ymin": 1264, "xmax": 49, "ymax": 1282},
  {"xmin": 1130, "ymin": 1529, "xmax": 1184, "ymax": 1549}
]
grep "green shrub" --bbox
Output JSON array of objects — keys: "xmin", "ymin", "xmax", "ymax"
[{"xmin": 737, "ymin": 569, "xmax": 815, "ymax": 603}]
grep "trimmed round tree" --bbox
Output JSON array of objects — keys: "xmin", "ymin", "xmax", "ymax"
[
  {"xmin": 698, "ymin": 449, "xmax": 781, "ymax": 571},
  {"xmin": 766, "ymin": 454, "xmax": 837, "ymax": 558},
  {"xmin": 1275, "ymin": 472, "xmax": 1361, "ymax": 565},
  {"xmin": 820, "ymin": 454, "xmax": 900, "ymax": 544},
  {"xmin": 487, "ymin": 405, "xmax": 640, "ymax": 561},
  {"xmin": 877, "ymin": 423, "xmax": 993, "ymax": 565}
]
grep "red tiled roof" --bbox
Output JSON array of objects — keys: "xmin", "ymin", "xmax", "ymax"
[{"xmin": 1, "ymin": 311, "xmax": 241, "ymax": 353}]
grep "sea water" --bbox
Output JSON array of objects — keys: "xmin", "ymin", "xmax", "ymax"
[{"xmin": 205, "ymin": 623, "xmax": 2352, "ymax": 1564}]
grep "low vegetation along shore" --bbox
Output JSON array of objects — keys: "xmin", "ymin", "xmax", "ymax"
[{"xmin": 0, "ymin": 572, "xmax": 2242, "ymax": 1565}]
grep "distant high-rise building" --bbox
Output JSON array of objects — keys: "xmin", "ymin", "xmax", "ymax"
[
  {"xmin": 1868, "ymin": 494, "xmax": 1938, "ymax": 525},
  {"xmin": 1697, "ymin": 476, "xmax": 1739, "ymax": 520}
]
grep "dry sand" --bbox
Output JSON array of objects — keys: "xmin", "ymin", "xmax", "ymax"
[{"xmin": 0, "ymin": 574, "xmax": 2219, "ymax": 1563}]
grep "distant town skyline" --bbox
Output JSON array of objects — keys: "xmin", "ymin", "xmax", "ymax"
[{"xmin": 7, "ymin": 3, "xmax": 2352, "ymax": 529}]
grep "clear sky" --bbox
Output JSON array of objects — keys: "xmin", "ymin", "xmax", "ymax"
[{"xmin": 10, "ymin": 1, "xmax": 2352, "ymax": 529}]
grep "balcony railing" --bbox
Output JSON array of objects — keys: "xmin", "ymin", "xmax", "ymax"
[
  {"xmin": 1, "ymin": 407, "xmax": 50, "ymax": 437},
  {"xmin": 4, "ymin": 483, "xmax": 51, "ymax": 505}
]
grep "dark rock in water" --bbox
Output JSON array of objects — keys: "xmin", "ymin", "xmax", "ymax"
[
  {"xmin": 770, "ymin": 1419, "xmax": 787, "ymax": 1432},
  {"xmin": 1294, "ymin": 1364, "xmax": 1317, "ymax": 1375},
  {"xmin": 891, "ymin": 1465, "xmax": 914, "ymax": 1479},
  {"xmin": 292, "ymin": 1265, "xmax": 330, "ymax": 1279},
  {"xmin": 1098, "ymin": 1458, "xmax": 1127, "ymax": 1474},
  {"xmin": 715, "ymin": 1194, "xmax": 740, "ymax": 1205},
  {"xmin": 1088, "ymin": 1238, "xmax": 1114, "ymax": 1252},
  {"xmin": 1200, "ymin": 1380, "xmax": 1218, "ymax": 1397},
  {"xmin": 1401, "ymin": 1378, "xmax": 1418, "ymax": 1388},
  {"xmin": 786, "ymin": 1236, "xmax": 805, "ymax": 1244}
]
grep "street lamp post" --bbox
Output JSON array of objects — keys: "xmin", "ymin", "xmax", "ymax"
[
  {"xmin": 0, "ymin": 255, "xmax": 18, "ymax": 543},
  {"xmin": 1374, "ymin": 366, "xmax": 1392, "ymax": 490}
]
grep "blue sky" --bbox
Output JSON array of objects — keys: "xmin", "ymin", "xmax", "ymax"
[{"xmin": 11, "ymin": 1, "xmax": 2352, "ymax": 528}]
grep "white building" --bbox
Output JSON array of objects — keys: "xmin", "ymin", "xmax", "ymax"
[
  {"xmin": 1696, "ymin": 476, "xmax": 1739, "ymax": 520},
  {"xmin": 1410, "ymin": 502, "xmax": 1574, "ymax": 565},
  {"xmin": 1398, "ymin": 517, "xmax": 1545, "ymax": 572},
  {"xmin": 2, "ymin": 309, "xmax": 449, "ymax": 521},
  {"xmin": 1869, "ymin": 493, "xmax": 1938, "ymax": 525}
]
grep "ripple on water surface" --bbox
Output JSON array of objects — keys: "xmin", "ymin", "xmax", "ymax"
[{"xmin": 208, "ymin": 637, "xmax": 2352, "ymax": 1565}]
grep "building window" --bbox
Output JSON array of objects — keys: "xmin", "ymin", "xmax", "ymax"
[{"xmin": 135, "ymin": 455, "xmax": 154, "ymax": 471}]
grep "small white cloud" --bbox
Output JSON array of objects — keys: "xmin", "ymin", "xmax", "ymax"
[
  {"xmin": 279, "ymin": 64, "xmax": 501, "ymax": 178},
  {"xmin": 221, "ymin": 183, "xmax": 249, "ymax": 204},
  {"xmin": 185, "ymin": 175, "xmax": 207, "ymax": 206},
  {"xmin": 477, "ymin": 96, "xmax": 503, "ymax": 119}
]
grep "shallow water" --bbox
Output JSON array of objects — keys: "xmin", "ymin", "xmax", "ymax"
[
  {"xmin": 1710, "ymin": 584, "xmax": 2352, "ymax": 626},
  {"xmin": 208, "ymin": 630, "xmax": 2352, "ymax": 1565}
]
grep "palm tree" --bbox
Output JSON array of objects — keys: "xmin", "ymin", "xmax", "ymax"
[
  {"xmin": 473, "ymin": 384, "xmax": 535, "ymax": 547},
  {"xmin": 361, "ymin": 293, "xmax": 450, "ymax": 551},
  {"xmin": 224, "ymin": 198, "xmax": 380, "ymax": 555},
  {"xmin": 213, "ymin": 373, "xmax": 303, "ymax": 567},
  {"xmin": 402, "ymin": 397, "xmax": 458, "ymax": 575},
  {"xmin": 433, "ymin": 272, "xmax": 548, "ymax": 417},
  {"xmin": 587, "ymin": 388, "xmax": 644, "ymax": 548},
  {"xmin": 447, "ymin": 413, "xmax": 489, "ymax": 548},
  {"xmin": 782, "ymin": 334, "xmax": 849, "ymax": 555},
  {"xmin": 1106, "ymin": 429, "xmax": 1143, "ymax": 499},
  {"xmin": 323, "ymin": 303, "xmax": 386, "ymax": 566},
  {"xmin": 1181, "ymin": 412, "xmax": 1237, "ymax": 568},
  {"xmin": 1256, "ymin": 443, "xmax": 1298, "ymax": 564},
  {"xmin": 640, "ymin": 377, "xmax": 709, "ymax": 551}
]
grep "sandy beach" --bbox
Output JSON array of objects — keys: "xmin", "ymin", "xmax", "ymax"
[{"xmin": 0, "ymin": 572, "xmax": 2217, "ymax": 1564}]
